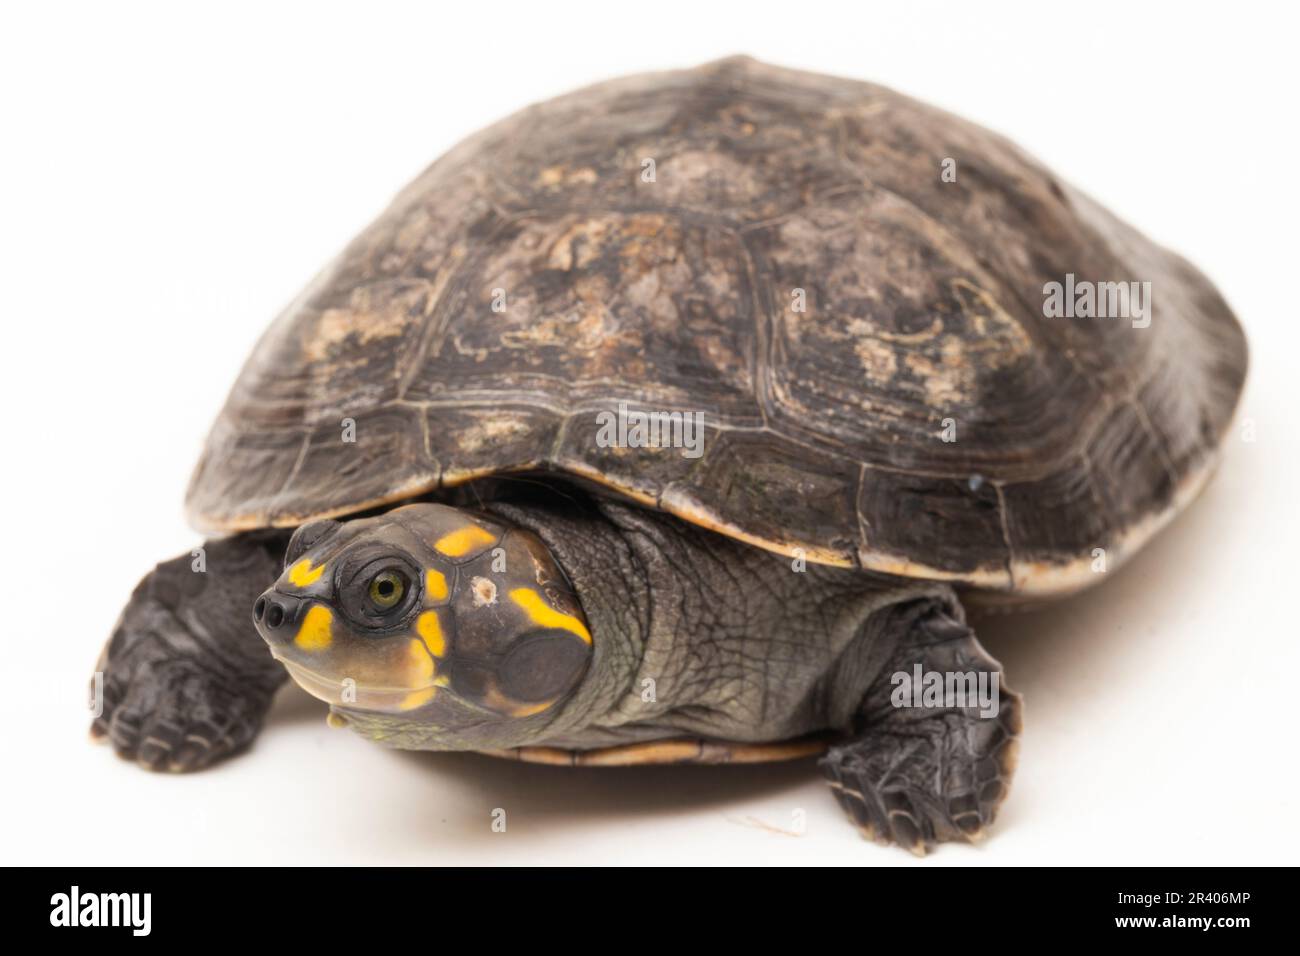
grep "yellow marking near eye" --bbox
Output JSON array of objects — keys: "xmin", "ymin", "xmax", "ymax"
[
  {"xmin": 398, "ymin": 639, "xmax": 439, "ymax": 710},
  {"xmin": 508, "ymin": 588, "xmax": 592, "ymax": 644},
  {"xmin": 294, "ymin": 605, "xmax": 333, "ymax": 651},
  {"xmin": 425, "ymin": 569, "xmax": 448, "ymax": 601},
  {"xmin": 287, "ymin": 558, "xmax": 325, "ymax": 588},
  {"xmin": 399, "ymin": 687, "xmax": 437, "ymax": 711},
  {"xmin": 406, "ymin": 638, "xmax": 436, "ymax": 682},
  {"xmin": 433, "ymin": 525, "xmax": 497, "ymax": 557},
  {"xmin": 416, "ymin": 612, "xmax": 446, "ymax": 657}
]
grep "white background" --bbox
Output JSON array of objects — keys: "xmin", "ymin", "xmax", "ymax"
[{"xmin": 1, "ymin": 0, "xmax": 1296, "ymax": 866}]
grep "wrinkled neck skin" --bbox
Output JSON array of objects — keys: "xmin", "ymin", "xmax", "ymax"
[
  {"xmin": 486, "ymin": 497, "xmax": 953, "ymax": 750},
  {"xmin": 340, "ymin": 494, "xmax": 953, "ymax": 752}
]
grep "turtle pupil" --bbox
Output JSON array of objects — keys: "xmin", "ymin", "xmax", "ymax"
[{"xmin": 368, "ymin": 570, "xmax": 405, "ymax": 610}]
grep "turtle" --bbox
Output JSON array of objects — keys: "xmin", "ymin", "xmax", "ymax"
[{"xmin": 91, "ymin": 56, "xmax": 1248, "ymax": 853}]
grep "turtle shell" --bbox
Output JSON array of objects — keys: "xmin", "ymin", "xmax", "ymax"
[{"xmin": 186, "ymin": 57, "xmax": 1247, "ymax": 597}]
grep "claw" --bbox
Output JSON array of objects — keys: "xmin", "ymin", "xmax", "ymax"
[
  {"xmin": 886, "ymin": 809, "xmax": 928, "ymax": 856},
  {"xmin": 169, "ymin": 737, "xmax": 212, "ymax": 772}
]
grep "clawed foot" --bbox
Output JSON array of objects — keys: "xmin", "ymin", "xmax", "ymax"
[
  {"xmin": 92, "ymin": 655, "xmax": 275, "ymax": 771},
  {"xmin": 90, "ymin": 536, "xmax": 287, "ymax": 772},
  {"xmin": 820, "ymin": 603, "xmax": 1022, "ymax": 854},
  {"xmin": 821, "ymin": 706, "xmax": 1021, "ymax": 854}
]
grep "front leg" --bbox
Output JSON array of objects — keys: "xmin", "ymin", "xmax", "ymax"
[
  {"xmin": 820, "ymin": 598, "xmax": 1022, "ymax": 854},
  {"xmin": 91, "ymin": 530, "xmax": 290, "ymax": 771}
]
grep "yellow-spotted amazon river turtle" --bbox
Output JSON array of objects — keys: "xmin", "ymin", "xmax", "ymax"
[{"xmin": 93, "ymin": 57, "xmax": 1248, "ymax": 852}]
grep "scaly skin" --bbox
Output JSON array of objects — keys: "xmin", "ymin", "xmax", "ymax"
[
  {"xmin": 91, "ymin": 531, "xmax": 288, "ymax": 770},
  {"xmin": 819, "ymin": 603, "xmax": 1022, "ymax": 854},
  {"xmin": 93, "ymin": 494, "xmax": 1020, "ymax": 850},
  {"xmin": 485, "ymin": 495, "xmax": 955, "ymax": 749},
  {"xmin": 500, "ymin": 496, "xmax": 1022, "ymax": 852}
]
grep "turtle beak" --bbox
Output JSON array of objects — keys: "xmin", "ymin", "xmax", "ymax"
[
  {"xmin": 253, "ymin": 588, "xmax": 310, "ymax": 645},
  {"xmin": 251, "ymin": 579, "xmax": 438, "ymax": 712}
]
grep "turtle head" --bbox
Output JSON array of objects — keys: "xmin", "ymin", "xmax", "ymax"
[{"xmin": 253, "ymin": 503, "xmax": 593, "ymax": 748}]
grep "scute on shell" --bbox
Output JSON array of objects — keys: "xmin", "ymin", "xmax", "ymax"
[{"xmin": 186, "ymin": 57, "xmax": 1247, "ymax": 597}]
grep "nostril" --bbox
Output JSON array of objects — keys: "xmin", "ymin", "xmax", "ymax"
[
  {"xmin": 253, "ymin": 597, "xmax": 266, "ymax": 621},
  {"xmin": 265, "ymin": 603, "xmax": 285, "ymax": 629}
]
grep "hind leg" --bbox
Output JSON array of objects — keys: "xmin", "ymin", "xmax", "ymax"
[
  {"xmin": 819, "ymin": 599, "xmax": 1022, "ymax": 854},
  {"xmin": 91, "ymin": 531, "xmax": 289, "ymax": 771}
]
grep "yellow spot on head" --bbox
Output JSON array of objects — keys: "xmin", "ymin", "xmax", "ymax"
[
  {"xmin": 434, "ymin": 525, "xmax": 497, "ymax": 558},
  {"xmin": 397, "ymin": 640, "xmax": 439, "ymax": 710},
  {"xmin": 406, "ymin": 638, "xmax": 436, "ymax": 682},
  {"xmin": 399, "ymin": 687, "xmax": 437, "ymax": 711},
  {"xmin": 416, "ymin": 611, "xmax": 446, "ymax": 657},
  {"xmin": 508, "ymin": 588, "xmax": 592, "ymax": 644},
  {"xmin": 483, "ymin": 684, "xmax": 558, "ymax": 718},
  {"xmin": 425, "ymin": 569, "xmax": 449, "ymax": 601},
  {"xmin": 287, "ymin": 558, "xmax": 326, "ymax": 588},
  {"xmin": 294, "ymin": 605, "xmax": 333, "ymax": 651},
  {"xmin": 511, "ymin": 700, "xmax": 555, "ymax": 718}
]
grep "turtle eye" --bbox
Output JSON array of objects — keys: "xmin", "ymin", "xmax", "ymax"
[{"xmin": 367, "ymin": 569, "xmax": 407, "ymax": 611}]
